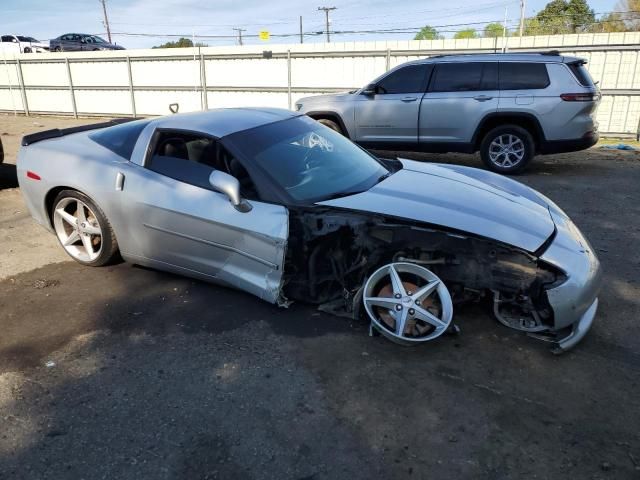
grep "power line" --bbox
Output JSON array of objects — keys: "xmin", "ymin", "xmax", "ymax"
[{"xmin": 105, "ymin": 9, "xmax": 640, "ymax": 45}]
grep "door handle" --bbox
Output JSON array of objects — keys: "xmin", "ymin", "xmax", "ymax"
[
  {"xmin": 401, "ymin": 97, "xmax": 418, "ymax": 102},
  {"xmin": 473, "ymin": 95, "xmax": 493, "ymax": 102},
  {"xmin": 115, "ymin": 172, "xmax": 125, "ymax": 191}
]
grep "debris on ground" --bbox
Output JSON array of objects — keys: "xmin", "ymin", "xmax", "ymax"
[{"xmin": 600, "ymin": 143, "xmax": 639, "ymax": 151}]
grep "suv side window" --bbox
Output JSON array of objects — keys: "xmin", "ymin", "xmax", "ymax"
[
  {"xmin": 430, "ymin": 62, "xmax": 498, "ymax": 92},
  {"xmin": 375, "ymin": 64, "xmax": 431, "ymax": 94},
  {"xmin": 499, "ymin": 62, "xmax": 550, "ymax": 90},
  {"xmin": 1, "ymin": 36, "xmax": 13, "ymax": 43}
]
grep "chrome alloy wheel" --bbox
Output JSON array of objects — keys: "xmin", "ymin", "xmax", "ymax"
[
  {"xmin": 53, "ymin": 198, "xmax": 103, "ymax": 262},
  {"xmin": 363, "ymin": 262, "xmax": 453, "ymax": 345},
  {"xmin": 488, "ymin": 134, "xmax": 525, "ymax": 168}
]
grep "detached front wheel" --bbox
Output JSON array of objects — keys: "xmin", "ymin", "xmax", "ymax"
[{"xmin": 480, "ymin": 125, "xmax": 534, "ymax": 174}]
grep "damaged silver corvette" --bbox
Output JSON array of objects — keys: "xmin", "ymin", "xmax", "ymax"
[{"xmin": 17, "ymin": 108, "xmax": 602, "ymax": 353}]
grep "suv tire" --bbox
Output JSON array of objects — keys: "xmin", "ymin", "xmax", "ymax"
[
  {"xmin": 480, "ymin": 125, "xmax": 534, "ymax": 174},
  {"xmin": 317, "ymin": 118, "xmax": 343, "ymax": 135}
]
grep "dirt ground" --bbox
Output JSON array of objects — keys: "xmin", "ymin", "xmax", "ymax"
[{"xmin": 1, "ymin": 113, "xmax": 639, "ymax": 479}]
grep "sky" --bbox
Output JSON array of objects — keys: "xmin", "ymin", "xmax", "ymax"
[{"xmin": 2, "ymin": 0, "xmax": 620, "ymax": 49}]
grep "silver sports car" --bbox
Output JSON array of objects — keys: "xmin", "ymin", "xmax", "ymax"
[{"xmin": 17, "ymin": 108, "xmax": 602, "ymax": 353}]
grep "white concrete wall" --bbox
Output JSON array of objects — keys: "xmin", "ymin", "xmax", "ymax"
[{"xmin": 1, "ymin": 32, "xmax": 639, "ymax": 135}]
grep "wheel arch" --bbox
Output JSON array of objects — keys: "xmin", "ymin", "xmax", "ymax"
[
  {"xmin": 472, "ymin": 112, "xmax": 546, "ymax": 152},
  {"xmin": 305, "ymin": 111, "xmax": 351, "ymax": 138}
]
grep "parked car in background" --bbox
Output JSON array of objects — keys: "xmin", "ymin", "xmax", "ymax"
[
  {"xmin": 0, "ymin": 35, "xmax": 49, "ymax": 53},
  {"xmin": 49, "ymin": 34, "xmax": 124, "ymax": 52},
  {"xmin": 297, "ymin": 52, "xmax": 600, "ymax": 174}
]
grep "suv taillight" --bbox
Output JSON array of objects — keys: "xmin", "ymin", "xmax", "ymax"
[{"xmin": 560, "ymin": 93, "xmax": 600, "ymax": 102}]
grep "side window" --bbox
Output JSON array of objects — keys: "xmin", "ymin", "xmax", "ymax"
[
  {"xmin": 375, "ymin": 64, "xmax": 431, "ymax": 94},
  {"xmin": 499, "ymin": 63, "xmax": 550, "ymax": 90},
  {"xmin": 89, "ymin": 120, "xmax": 150, "ymax": 160},
  {"xmin": 146, "ymin": 130, "xmax": 258, "ymax": 198},
  {"xmin": 430, "ymin": 62, "xmax": 498, "ymax": 92},
  {"xmin": 1, "ymin": 36, "xmax": 12, "ymax": 43}
]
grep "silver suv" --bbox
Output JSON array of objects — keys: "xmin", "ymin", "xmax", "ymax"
[{"xmin": 296, "ymin": 52, "xmax": 600, "ymax": 174}]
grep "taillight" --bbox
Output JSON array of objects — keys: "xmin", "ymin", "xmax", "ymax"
[
  {"xmin": 26, "ymin": 171, "xmax": 41, "ymax": 180},
  {"xmin": 560, "ymin": 93, "xmax": 599, "ymax": 102}
]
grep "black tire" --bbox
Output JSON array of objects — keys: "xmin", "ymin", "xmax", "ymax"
[
  {"xmin": 480, "ymin": 125, "xmax": 534, "ymax": 175},
  {"xmin": 23, "ymin": 47, "xmax": 32, "ymax": 53},
  {"xmin": 317, "ymin": 118, "xmax": 344, "ymax": 135},
  {"xmin": 51, "ymin": 190, "xmax": 120, "ymax": 267},
  {"xmin": 54, "ymin": 46, "xmax": 62, "ymax": 52}
]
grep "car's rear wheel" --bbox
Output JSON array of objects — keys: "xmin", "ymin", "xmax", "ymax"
[
  {"xmin": 54, "ymin": 46, "xmax": 62, "ymax": 52},
  {"xmin": 480, "ymin": 125, "xmax": 534, "ymax": 174},
  {"xmin": 317, "ymin": 118, "xmax": 343, "ymax": 135},
  {"xmin": 52, "ymin": 190, "xmax": 119, "ymax": 266},
  {"xmin": 23, "ymin": 47, "xmax": 32, "ymax": 53}
]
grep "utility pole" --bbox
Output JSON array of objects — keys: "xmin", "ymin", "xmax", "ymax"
[
  {"xmin": 317, "ymin": 6, "xmax": 336, "ymax": 43},
  {"xmin": 519, "ymin": 0, "xmax": 526, "ymax": 36},
  {"xmin": 232, "ymin": 28, "xmax": 246, "ymax": 46},
  {"xmin": 99, "ymin": 0, "xmax": 112, "ymax": 43},
  {"xmin": 502, "ymin": 7, "xmax": 509, "ymax": 52},
  {"xmin": 299, "ymin": 16, "xmax": 304, "ymax": 44}
]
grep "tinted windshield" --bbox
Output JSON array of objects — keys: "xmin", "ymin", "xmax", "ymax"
[
  {"xmin": 225, "ymin": 116, "xmax": 388, "ymax": 203},
  {"xmin": 17, "ymin": 36, "xmax": 38, "ymax": 42}
]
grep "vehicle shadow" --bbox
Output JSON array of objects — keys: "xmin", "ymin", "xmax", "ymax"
[{"xmin": 0, "ymin": 163, "xmax": 18, "ymax": 190}]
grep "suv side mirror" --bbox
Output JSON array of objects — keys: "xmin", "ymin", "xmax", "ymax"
[
  {"xmin": 362, "ymin": 84, "xmax": 377, "ymax": 96},
  {"xmin": 209, "ymin": 170, "xmax": 252, "ymax": 213}
]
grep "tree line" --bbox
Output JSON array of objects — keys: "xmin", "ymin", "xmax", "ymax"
[{"xmin": 415, "ymin": 0, "xmax": 640, "ymax": 40}]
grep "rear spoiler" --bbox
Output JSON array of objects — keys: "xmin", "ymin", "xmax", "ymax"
[{"xmin": 21, "ymin": 118, "xmax": 136, "ymax": 146}]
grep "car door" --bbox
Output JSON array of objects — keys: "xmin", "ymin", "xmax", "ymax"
[
  {"xmin": 115, "ymin": 127, "xmax": 288, "ymax": 303},
  {"xmin": 59, "ymin": 35, "xmax": 72, "ymax": 51},
  {"xmin": 354, "ymin": 63, "xmax": 431, "ymax": 145},
  {"xmin": 420, "ymin": 62, "xmax": 498, "ymax": 144},
  {"xmin": 1, "ymin": 36, "xmax": 19, "ymax": 54}
]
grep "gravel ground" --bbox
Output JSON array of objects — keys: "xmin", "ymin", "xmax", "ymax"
[{"xmin": 1, "ymin": 114, "xmax": 639, "ymax": 479}]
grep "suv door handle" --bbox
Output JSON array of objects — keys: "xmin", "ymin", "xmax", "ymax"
[
  {"xmin": 473, "ymin": 95, "xmax": 493, "ymax": 102},
  {"xmin": 401, "ymin": 97, "xmax": 418, "ymax": 102}
]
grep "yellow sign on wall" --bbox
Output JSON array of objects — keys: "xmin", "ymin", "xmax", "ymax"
[{"xmin": 259, "ymin": 30, "xmax": 270, "ymax": 41}]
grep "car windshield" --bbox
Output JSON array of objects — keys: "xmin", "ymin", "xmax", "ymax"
[
  {"xmin": 225, "ymin": 116, "xmax": 389, "ymax": 203},
  {"xmin": 90, "ymin": 36, "xmax": 107, "ymax": 43},
  {"xmin": 17, "ymin": 36, "xmax": 38, "ymax": 42}
]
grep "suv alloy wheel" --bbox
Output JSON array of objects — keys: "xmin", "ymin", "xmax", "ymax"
[{"xmin": 480, "ymin": 125, "xmax": 535, "ymax": 174}]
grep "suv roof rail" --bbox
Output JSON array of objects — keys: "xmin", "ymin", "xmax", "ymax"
[{"xmin": 427, "ymin": 50, "xmax": 563, "ymax": 59}]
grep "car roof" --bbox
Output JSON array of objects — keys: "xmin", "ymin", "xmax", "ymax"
[
  {"xmin": 151, "ymin": 107, "xmax": 299, "ymax": 138},
  {"xmin": 410, "ymin": 52, "xmax": 580, "ymax": 64}
]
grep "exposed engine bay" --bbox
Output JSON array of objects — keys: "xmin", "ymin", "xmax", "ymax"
[{"xmin": 283, "ymin": 208, "xmax": 565, "ymax": 345}]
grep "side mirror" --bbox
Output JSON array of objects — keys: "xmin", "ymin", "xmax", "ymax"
[
  {"xmin": 362, "ymin": 84, "xmax": 377, "ymax": 96},
  {"xmin": 208, "ymin": 170, "xmax": 252, "ymax": 213}
]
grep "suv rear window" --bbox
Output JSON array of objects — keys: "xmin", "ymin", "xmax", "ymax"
[
  {"xmin": 90, "ymin": 120, "xmax": 150, "ymax": 160},
  {"xmin": 430, "ymin": 63, "xmax": 498, "ymax": 92},
  {"xmin": 567, "ymin": 62, "xmax": 594, "ymax": 87},
  {"xmin": 499, "ymin": 63, "xmax": 550, "ymax": 90},
  {"xmin": 376, "ymin": 64, "xmax": 431, "ymax": 94}
]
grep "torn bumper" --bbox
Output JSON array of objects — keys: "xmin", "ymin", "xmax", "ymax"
[{"xmin": 539, "ymin": 209, "xmax": 603, "ymax": 352}]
